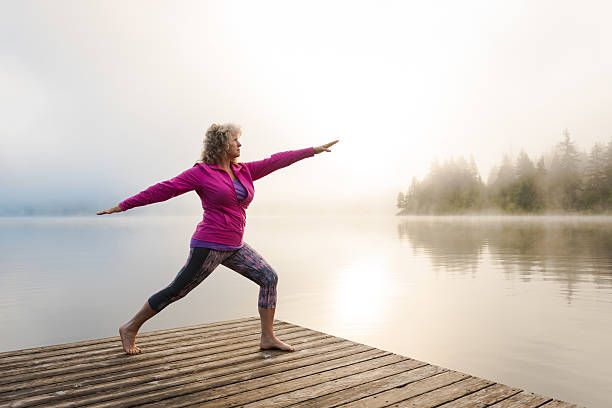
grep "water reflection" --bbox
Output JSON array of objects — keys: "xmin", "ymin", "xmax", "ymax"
[{"xmin": 397, "ymin": 216, "xmax": 612, "ymax": 303}]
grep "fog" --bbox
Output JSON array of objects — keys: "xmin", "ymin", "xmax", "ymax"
[{"xmin": 2, "ymin": 1, "xmax": 612, "ymax": 215}]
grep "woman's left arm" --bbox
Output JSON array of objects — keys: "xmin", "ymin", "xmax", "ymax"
[
  {"xmin": 313, "ymin": 140, "xmax": 339, "ymax": 154},
  {"xmin": 245, "ymin": 140, "xmax": 339, "ymax": 181}
]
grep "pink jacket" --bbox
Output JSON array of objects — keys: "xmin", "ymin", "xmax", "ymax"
[{"xmin": 118, "ymin": 147, "xmax": 315, "ymax": 245}]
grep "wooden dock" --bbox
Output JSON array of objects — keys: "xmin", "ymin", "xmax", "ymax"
[{"xmin": 0, "ymin": 317, "xmax": 581, "ymax": 407}]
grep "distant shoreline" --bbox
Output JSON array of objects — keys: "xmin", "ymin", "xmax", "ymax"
[{"xmin": 396, "ymin": 210, "xmax": 612, "ymax": 217}]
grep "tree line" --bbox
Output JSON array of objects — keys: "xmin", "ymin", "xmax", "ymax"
[{"xmin": 397, "ymin": 131, "xmax": 612, "ymax": 214}]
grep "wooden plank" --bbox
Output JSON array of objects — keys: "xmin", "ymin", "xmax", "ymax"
[
  {"xmin": 1, "ymin": 321, "xmax": 291, "ymax": 373},
  {"xmin": 386, "ymin": 377, "xmax": 494, "ymax": 407},
  {"xmin": 241, "ymin": 359, "xmax": 428, "ymax": 407},
  {"xmin": 5, "ymin": 340, "xmax": 366, "ymax": 408},
  {"xmin": 338, "ymin": 371, "xmax": 470, "ymax": 407},
  {"xmin": 291, "ymin": 364, "xmax": 447, "ymax": 408},
  {"xmin": 137, "ymin": 351, "xmax": 399, "ymax": 408},
  {"xmin": 436, "ymin": 383, "xmax": 522, "ymax": 407},
  {"xmin": 487, "ymin": 391, "xmax": 552, "ymax": 408},
  {"xmin": 0, "ymin": 329, "xmax": 317, "ymax": 394},
  {"xmin": 539, "ymin": 400, "xmax": 583, "ymax": 408},
  {"xmin": 0, "ymin": 317, "xmax": 259, "ymax": 360}
]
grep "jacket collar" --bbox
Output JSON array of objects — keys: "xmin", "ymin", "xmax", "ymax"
[{"xmin": 204, "ymin": 162, "xmax": 243, "ymax": 171}]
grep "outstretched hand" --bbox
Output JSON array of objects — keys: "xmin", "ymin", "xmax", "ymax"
[
  {"xmin": 97, "ymin": 206, "xmax": 122, "ymax": 215},
  {"xmin": 314, "ymin": 140, "xmax": 339, "ymax": 154}
]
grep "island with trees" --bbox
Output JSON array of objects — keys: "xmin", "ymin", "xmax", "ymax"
[{"xmin": 396, "ymin": 131, "xmax": 612, "ymax": 214}]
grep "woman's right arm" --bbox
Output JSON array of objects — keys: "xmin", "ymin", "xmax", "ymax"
[
  {"xmin": 97, "ymin": 206, "xmax": 122, "ymax": 215},
  {"xmin": 96, "ymin": 166, "xmax": 201, "ymax": 215}
]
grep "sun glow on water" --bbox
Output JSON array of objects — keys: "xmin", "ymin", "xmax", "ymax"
[{"xmin": 333, "ymin": 258, "xmax": 390, "ymax": 324}]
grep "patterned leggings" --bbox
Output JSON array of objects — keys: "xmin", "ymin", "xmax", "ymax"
[{"xmin": 148, "ymin": 242, "xmax": 278, "ymax": 312}]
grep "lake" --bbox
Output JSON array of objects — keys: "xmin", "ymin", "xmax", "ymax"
[{"xmin": 0, "ymin": 215, "xmax": 611, "ymax": 407}]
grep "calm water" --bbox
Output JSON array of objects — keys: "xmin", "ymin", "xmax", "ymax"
[{"xmin": 1, "ymin": 215, "xmax": 611, "ymax": 407}]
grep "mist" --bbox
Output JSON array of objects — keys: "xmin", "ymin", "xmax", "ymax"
[{"xmin": 2, "ymin": 1, "xmax": 612, "ymax": 216}]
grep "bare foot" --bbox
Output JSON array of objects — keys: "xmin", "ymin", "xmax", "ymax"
[
  {"xmin": 260, "ymin": 335, "xmax": 295, "ymax": 351},
  {"xmin": 119, "ymin": 323, "xmax": 141, "ymax": 355}
]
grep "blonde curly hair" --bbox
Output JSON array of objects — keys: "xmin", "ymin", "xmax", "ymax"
[{"xmin": 200, "ymin": 123, "xmax": 242, "ymax": 165}]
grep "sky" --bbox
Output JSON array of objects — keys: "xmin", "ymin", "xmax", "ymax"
[{"xmin": 2, "ymin": 0, "xmax": 612, "ymax": 215}]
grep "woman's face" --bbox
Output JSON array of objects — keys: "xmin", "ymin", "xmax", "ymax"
[{"xmin": 227, "ymin": 131, "xmax": 242, "ymax": 160}]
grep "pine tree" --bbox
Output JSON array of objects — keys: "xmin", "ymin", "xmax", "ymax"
[
  {"xmin": 534, "ymin": 155, "xmax": 549, "ymax": 209},
  {"xmin": 583, "ymin": 143, "xmax": 607, "ymax": 210},
  {"xmin": 603, "ymin": 137, "xmax": 612, "ymax": 207},
  {"xmin": 403, "ymin": 177, "xmax": 420, "ymax": 213},
  {"xmin": 469, "ymin": 155, "xmax": 480, "ymax": 182},
  {"xmin": 490, "ymin": 154, "xmax": 516, "ymax": 210},
  {"xmin": 515, "ymin": 150, "xmax": 536, "ymax": 179},
  {"xmin": 497, "ymin": 154, "xmax": 515, "ymax": 186},
  {"xmin": 396, "ymin": 192, "xmax": 406, "ymax": 212},
  {"xmin": 536, "ymin": 155, "xmax": 547, "ymax": 176},
  {"xmin": 513, "ymin": 151, "xmax": 540, "ymax": 211},
  {"xmin": 551, "ymin": 129, "xmax": 581, "ymax": 210},
  {"xmin": 558, "ymin": 129, "xmax": 580, "ymax": 172}
]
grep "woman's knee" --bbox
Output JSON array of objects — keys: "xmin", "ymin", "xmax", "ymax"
[
  {"xmin": 262, "ymin": 268, "xmax": 278, "ymax": 288},
  {"xmin": 148, "ymin": 285, "xmax": 185, "ymax": 312}
]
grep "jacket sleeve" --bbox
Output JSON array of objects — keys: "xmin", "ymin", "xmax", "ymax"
[
  {"xmin": 244, "ymin": 147, "xmax": 315, "ymax": 181},
  {"xmin": 118, "ymin": 166, "xmax": 201, "ymax": 211}
]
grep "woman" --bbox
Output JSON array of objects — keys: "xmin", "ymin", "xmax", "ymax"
[{"xmin": 97, "ymin": 123, "xmax": 338, "ymax": 354}]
